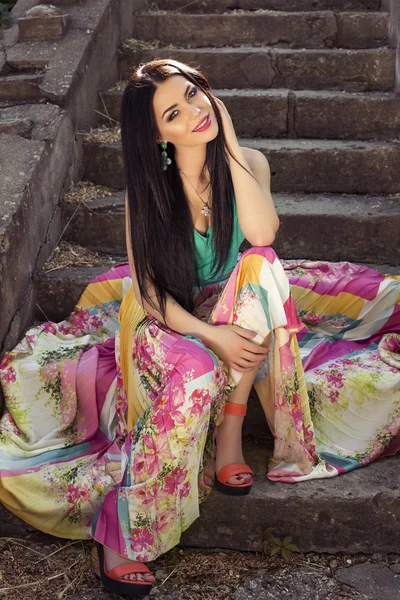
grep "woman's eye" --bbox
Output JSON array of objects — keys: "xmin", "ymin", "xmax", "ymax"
[{"xmin": 168, "ymin": 88, "xmax": 197, "ymax": 122}]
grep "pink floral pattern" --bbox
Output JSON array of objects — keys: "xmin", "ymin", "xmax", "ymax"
[{"xmin": 0, "ymin": 252, "xmax": 399, "ymax": 561}]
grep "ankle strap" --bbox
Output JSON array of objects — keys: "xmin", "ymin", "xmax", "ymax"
[{"xmin": 224, "ymin": 402, "xmax": 247, "ymax": 417}]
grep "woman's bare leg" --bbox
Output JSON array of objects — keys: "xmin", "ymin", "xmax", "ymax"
[
  {"xmin": 215, "ymin": 332, "xmax": 270, "ymax": 485},
  {"xmin": 215, "ymin": 364, "xmax": 259, "ymax": 485}
]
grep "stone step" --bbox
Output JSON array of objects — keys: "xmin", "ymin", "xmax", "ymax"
[
  {"xmin": 82, "ymin": 138, "xmax": 400, "ymax": 194},
  {"xmin": 61, "ymin": 192, "xmax": 400, "ymax": 265},
  {"xmin": 0, "ymin": 73, "xmax": 43, "ymax": 102},
  {"xmin": 154, "ymin": 0, "xmax": 385, "ymax": 13},
  {"xmin": 134, "ymin": 11, "xmax": 389, "ymax": 49},
  {"xmin": 181, "ymin": 439, "xmax": 400, "ymax": 554},
  {"xmin": 34, "ymin": 263, "xmax": 124, "ymax": 324},
  {"xmin": 98, "ymin": 87, "xmax": 400, "ymax": 141},
  {"xmin": 119, "ymin": 46, "xmax": 395, "ymax": 93},
  {"xmin": 62, "ymin": 193, "xmax": 126, "ymax": 254},
  {"xmin": 34, "ymin": 253, "xmax": 399, "ymax": 327},
  {"xmin": 1, "ymin": 433, "xmax": 398, "ymax": 554}
]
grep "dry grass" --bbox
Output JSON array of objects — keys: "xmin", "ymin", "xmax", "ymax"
[
  {"xmin": 147, "ymin": 2, "xmax": 273, "ymax": 15},
  {"xmin": 0, "ymin": 533, "xmax": 390, "ymax": 600},
  {"xmin": 108, "ymin": 79, "xmax": 128, "ymax": 92},
  {"xmin": 81, "ymin": 124, "xmax": 121, "ymax": 144},
  {"xmin": 148, "ymin": 8, "xmax": 170, "ymax": 14},
  {"xmin": 233, "ymin": 8, "xmax": 276, "ymax": 13},
  {"xmin": 148, "ymin": 0, "xmax": 205, "ymax": 12},
  {"xmin": 42, "ymin": 181, "xmax": 119, "ymax": 272},
  {"xmin": 121, "ymin": 37, "xmax": 162, "ymax": 53},
  {"xmin": 0, "ymin": 536, "xmax": 94, "ymax": 600},
  {"xmin": 64, "ymin": 181, "xmax": 115, "ymax": 204},
  {"xmin": 120, "ymin": 37, "xmax": 179, "ymax": 55},
  {"xmin": 153, "ymin": 548, "xmax": 331, "ymax": 600},
  {"xmin": 44, "ymin": 241, "xmax": 114, "ymax": 272}
]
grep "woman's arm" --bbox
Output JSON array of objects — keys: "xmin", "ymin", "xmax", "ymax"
[
  {"xmin": 212, "ymin": 96, "xmax": 280, "ymax": 246},
  {"xmin": 229, "ymin": 147, "xmax": 280, "ymax": 246},
  {"xmin": 124, "ymin": 191, "xmax": 269, "ymax": 371}
]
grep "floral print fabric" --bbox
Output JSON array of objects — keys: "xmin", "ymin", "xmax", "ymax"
[{"xmin": 0, "ymin": 248, "xmax": 399, "ymax": 561}]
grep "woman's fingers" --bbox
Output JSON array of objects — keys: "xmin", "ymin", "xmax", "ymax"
[
  {"xmin": 231, "ymin": 346, "xmax": 269, "ymax": 371},
  {"xmin": 232, "ymin": 325, "xmax": 257, "ymax": 339},
  {"xmin": 232, "ymin": 331, "xmax": 268, "ymax": 354},
  {"xmin": 241, "ymin": 349, "xmax": 268, "ymax": 362},
  {"xmin": 233, "ymin": 356, "xmax": 262, "ymax": 369},
  {"xmin": 236, "ymin": 357, "xmax": 264, "ymax": 369},
  {"xmin": 242, "ymin": 340, "xmax": 269, "ymax": 355}
]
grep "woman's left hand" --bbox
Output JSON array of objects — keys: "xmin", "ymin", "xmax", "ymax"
[{"xmin": 211, "ymin": 95, "xmax": 241, "ymax": 156}]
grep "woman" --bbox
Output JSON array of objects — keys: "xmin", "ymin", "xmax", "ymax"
[{"xmin": 0, "ymin": 59, "xmax": 399, "ymax": 598}]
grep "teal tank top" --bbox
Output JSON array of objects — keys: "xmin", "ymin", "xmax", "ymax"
[{"xmin": 194, "ymin": 193, "xmax": 245, "ymax": 286}]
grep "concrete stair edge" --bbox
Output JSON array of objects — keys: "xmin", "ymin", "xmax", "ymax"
[
  {"xmin": 60, "ymin": 191, "xmax": 400, "ymax": 264},
  {"xmin": 81, "ymin": 138, "xmax": 400, "ymax": 195},
  {"xmin": 181, "ymin": 440, "xmax": 400, "ymax": 554},
  {"xmin": 118, "ymin": 46, "xmax": 396, "ymax": 93},
  {"xmin": 133, "ymin": 11, "xmax": 390, "ymax": 50},
  {"xmin": 151, "ymin": 0, "xmax": 386, "ymax": 13}
]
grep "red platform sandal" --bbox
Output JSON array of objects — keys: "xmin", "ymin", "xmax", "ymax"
[
  {"xmin": 94, "ymin": 543, "xmax": 154, "ymax": 597},
  {"xmin": 214, "ymin": 401, "xmax": 254, "ymax": 496}
]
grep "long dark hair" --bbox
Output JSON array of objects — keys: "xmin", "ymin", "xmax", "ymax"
[{"xmin": 120, "ymin": 59, "xmax": 254, "ymax": 321}]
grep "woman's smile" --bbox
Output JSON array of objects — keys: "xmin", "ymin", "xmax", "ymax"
[{"xmin": 192, "ymin": 114, "xmax": 211, "ymax": 133}]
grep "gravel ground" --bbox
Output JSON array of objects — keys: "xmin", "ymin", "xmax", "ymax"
[{"xmin": 0, "ymin": 532, "xmax": 398, "ymax": 600}]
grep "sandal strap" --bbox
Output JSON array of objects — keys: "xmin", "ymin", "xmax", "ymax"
[
  {"xmin": 224, "ymin": 402, "xmax": 247, "ymax": 417},
  {"xmin": 107, "ymin": 562, "xmax": 152, "ymax": 581},
  {"xmin": 217, "ymin": 463, "xmax": 254, "ymax": 485}
]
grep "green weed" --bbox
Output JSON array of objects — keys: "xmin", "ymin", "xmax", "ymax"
[{"xmin": 256, "ymin": 526, "xmax": 301, "ymax": 561}]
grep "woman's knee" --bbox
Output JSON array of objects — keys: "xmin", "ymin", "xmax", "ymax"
[
  {"xmin": 240, "ymin": 246, "xmax": 278, "ymax": 264},
  {"xmin": 169, "ymin": 337, "xmax": 218, "ymax": 383},
  {"xmin": 174, "ymin": 344, "xmax": 221, "ymax": 415},
  {"xmin": 185, "ymin": 343, "xmax": 218, "ymax": 381}
]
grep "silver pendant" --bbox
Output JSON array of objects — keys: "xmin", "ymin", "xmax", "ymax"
[{"xmin": 201, "ymin": 204, "xmax": 211, "ymax": 216}]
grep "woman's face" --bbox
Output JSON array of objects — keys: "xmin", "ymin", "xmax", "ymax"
[{"xmin": 153, "ymin": 75, "xmax": 218, "ymax": 147}]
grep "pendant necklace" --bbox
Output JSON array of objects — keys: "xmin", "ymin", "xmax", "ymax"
[{"xmin": 178, "ymin": 167, "xmax": 212, "ymax": 217}]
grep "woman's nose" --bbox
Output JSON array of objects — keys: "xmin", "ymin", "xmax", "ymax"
[{"xmin": 189, "ymin": 104, "xmax": 201, "ymax": 118}]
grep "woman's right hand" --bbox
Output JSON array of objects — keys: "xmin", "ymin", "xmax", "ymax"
[{"xmin": 204, "ymin": 324, "xmax": 269, "ymax": 372}]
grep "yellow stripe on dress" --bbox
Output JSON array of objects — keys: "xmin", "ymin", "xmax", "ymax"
[
  {"xmin": 77, "ymin": 279, "xmax": 124, "ymax": 309},
  {"xmin": 118, "ymin": 285, "xmax": 150, "ymax": 431},
  {"xmin": 234, "ymin": 253, "xmax": 264, "ymax": 298},
  {"xmin": 289, "ymin": 286, "xmax": 366, "ymax": 320}
]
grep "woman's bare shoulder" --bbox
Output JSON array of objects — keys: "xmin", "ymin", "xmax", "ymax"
[
  {"xmin": 239, "ymin": 146, "xmax": 270, "ymax": 178},
  {"xmin": 239, "ymin": 146, "xmax": 269, "ymax": 169}
]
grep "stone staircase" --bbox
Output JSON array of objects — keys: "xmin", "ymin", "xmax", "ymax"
[{"xmin": 31, "ymin": 0, "xmax": 400, "ymax": 554}]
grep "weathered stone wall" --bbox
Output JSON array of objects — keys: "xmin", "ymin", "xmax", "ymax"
[
  {"xmin": 384, "ymin": 0, "xmax": 400, "ymax": 92},
  {"xmin": 0, "ymin": 0, "xmax": 147, "ymax": 372}
]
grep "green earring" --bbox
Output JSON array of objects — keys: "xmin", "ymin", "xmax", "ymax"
[{"xmin": 160, "ymin": 142, "xmax": 172, "ymax": 171}]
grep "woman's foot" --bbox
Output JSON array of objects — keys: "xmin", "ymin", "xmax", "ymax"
[
  {"xmin": 103, "ymin": 546, "xmax": 155, "ymax": 583},
  {"xmin": 215, "ymin": 409, "xmax": 252, "ymax": 485}
]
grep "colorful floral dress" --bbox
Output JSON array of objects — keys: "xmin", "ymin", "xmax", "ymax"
[{"xmin": 0, "ymin": 246, "xmax": 399, "ymax": 562}]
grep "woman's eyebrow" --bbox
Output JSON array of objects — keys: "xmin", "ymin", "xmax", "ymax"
[{"xmin": 162, "ymin": 83, "xmax": 192, "ymax": 119}]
